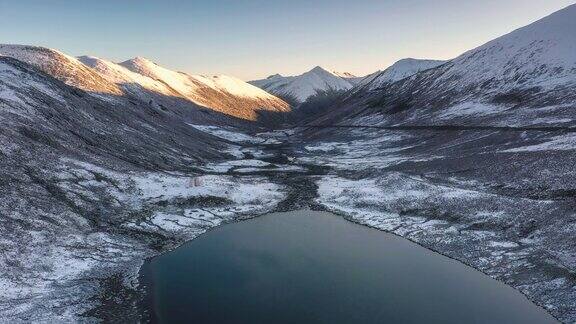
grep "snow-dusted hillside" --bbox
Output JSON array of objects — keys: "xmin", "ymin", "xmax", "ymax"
[
  {"xmin": 249, "ymin": 66, "xmax": 354, "ymax": 104},
  {"xmin": 0, "ymin": 45, "xmax": 122, "ymax": 96},
  {"xmin": 356, "ymin": 58, "xmax": 446, "ymax": 90},
  {"xmin": 446, "ymin": 4, "xmax": 576, "ymax": 91},
  {"xmin": 317, "ymin": 4, "xmax": 576, "ymax": 128},
  {"xmin": 119, "ymin": 57, "xmax": 289, "ymax": 120},
  {"xmin": 0, "ymin": 46, "xmax": 289, "ymax": 121}
]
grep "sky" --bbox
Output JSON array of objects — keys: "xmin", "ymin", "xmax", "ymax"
[{"xmin": 0, "ymin": 0, "xmax": 574, "ymax": 80}]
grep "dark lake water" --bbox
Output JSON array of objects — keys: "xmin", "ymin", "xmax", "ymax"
[{"xmin": 140, "ymin": 210, "xmax": 556, "ymax": 324}]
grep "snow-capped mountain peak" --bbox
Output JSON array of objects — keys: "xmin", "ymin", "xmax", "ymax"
[
  {"xmin": 77, "ymin": 55, "xmax": 182, "ymax": 99},
  {"xmin": 0, "ymin": 46, "xmax": 289, "ymax": 121},
  {"xmin": 331, "ymin": 71, "xmax": 368, "ymax": 85},
  {"xmin": 120, "ymin": 57, "xmax": 285, "ymax": 100},
  {"xmin": 132, "ymin": 56, "xmax": 155, "ymax": 64},
  {"xmin": 382, "ymin": 58, "xmax": 446, "ymax": 82},
  {"xmin": 249, "ymin": 66, "xmax": 354, "ymax": 104},
  {"xmin": 118, "ymin": 56, "xmax": 290, "ymax": 120},
  {"xmin": 309, "ymin": 65, "xmax": 332, "ymax": 74}
]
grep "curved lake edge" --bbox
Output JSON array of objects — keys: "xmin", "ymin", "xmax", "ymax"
[
  {"xmin": 138, "ymin": 208, "xmax": 559, "ymax": 323},
  {"xmin": 320, "ymin": 207, "xmax": 562, "ymax": 323}
]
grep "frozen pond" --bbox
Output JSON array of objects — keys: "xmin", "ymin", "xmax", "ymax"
[{"xmin": 140, "ymin": 210, "xmax": 557, "ymax": 323}]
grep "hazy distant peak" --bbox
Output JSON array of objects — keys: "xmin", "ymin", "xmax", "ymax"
[
  {"xmin": 267, "ymin": 73, "xmax": 283, "ymax": 79},
  {"xmin": 310, "ymin": 65, "xmax": 329, "ymax": 73},
  {"xmin": 332, "ymin": 71, "xmax": 357, "ymax": 79},
  {"xmin": 129, "ymin": 56, "xmax": 156, "ymax": 65},
  {"xmin": 307, "ymin": 66, "xmax": 344, "ymax": 79}
]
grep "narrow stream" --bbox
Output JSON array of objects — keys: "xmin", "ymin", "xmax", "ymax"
[{"xmin": 140, "ymin": 210, "xmax": 557, "ymax": 323}]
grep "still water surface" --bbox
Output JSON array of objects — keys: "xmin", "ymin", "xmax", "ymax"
[{"xmin": 141, "ymin": 210, "xmax": 556, "ymax": 323}]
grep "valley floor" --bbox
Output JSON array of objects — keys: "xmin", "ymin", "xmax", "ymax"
[{"xmin": 2, "ymin": 124, "xmax": 575, "ymax": 323}]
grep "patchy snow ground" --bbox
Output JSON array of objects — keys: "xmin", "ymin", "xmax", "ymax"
[
  {"xmin": 293, "ymin": 123, "xmax": 576, "ymax": 322},
  {"xmin": 188, "ymin": 124, "xmax": 270, "ymax": 144},
  {"xmin": 504, "ymin": 133, "xmax": 576, "ymax": 152},
  {"xmin": 3, "ymin": 118, "xmax": 576, "ymax": 323},
  {"xmin": 0, "ymin": 157, "xmax": 286, "ymax": 323},
  {"xmin": 188, "ymin": 124, "xmax": 287, "ymax": 161},
  {"xmin": 313, "ymin": 171, "xmax": 575, "ymax": 321},
  {"xmin": 437, "ymin": 102, "xmax": 508, "ymax": 118},
  {"xmin": 297, "ymin": 130, "xmax": 429, "ymax": 170}
]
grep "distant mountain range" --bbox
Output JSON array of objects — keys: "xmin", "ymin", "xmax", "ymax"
[
  {"xmin": 0, "ymin": 46, "xmax": 449, "ymax": 118},
  {"xmin": 0, "ymin": 45, "xmax": 290, "ymax": 121},
  {"xmin": 248, "ymin": 60, "xmax": 451, "ymax": 107},
  {"xmin": 5, "ymin": 0, "xmax": 575, "ymax": 125}
]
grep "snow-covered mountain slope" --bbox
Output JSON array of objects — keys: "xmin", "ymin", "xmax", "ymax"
[
  {"xmin": 0, "ymin": 45, "xmax": 123, "ymax": 96},
  {"xmin": 355, "ymin": 58, "xmax": 446, "ymax": 90},
  {"xmin": 447, "ymin": 4, "xmax": 576, "ymax": 91},
  {"xmin": 249, "ymin": 66, "xmax": 354, "ymax": 104},
  {"xmin": 315, "ymin": 4, "xmax": 576, "ymax": 128},
  {"xmin": 119, "ymin": 57, "xmax": 289, "ymax": 120},
  {"xmin": 0, "ymin": 56, "xmax": 226, "ymax": 162},
  {"xmin": 77, "ymin": 55, "xmax": 181, "ymax": 99},
  {"xmin": 0, "ymin": 46, "xmax": 289, "ymax": 121}
]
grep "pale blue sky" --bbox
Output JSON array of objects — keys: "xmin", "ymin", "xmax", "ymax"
[{"xmin": 0, "ymin": 0, "xmax": 574, "ymax": 80}]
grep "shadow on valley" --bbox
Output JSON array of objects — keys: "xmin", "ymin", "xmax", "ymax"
[{"xmin": 256, "ymin": 88, "xmax": 350, "ymax": 127}]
